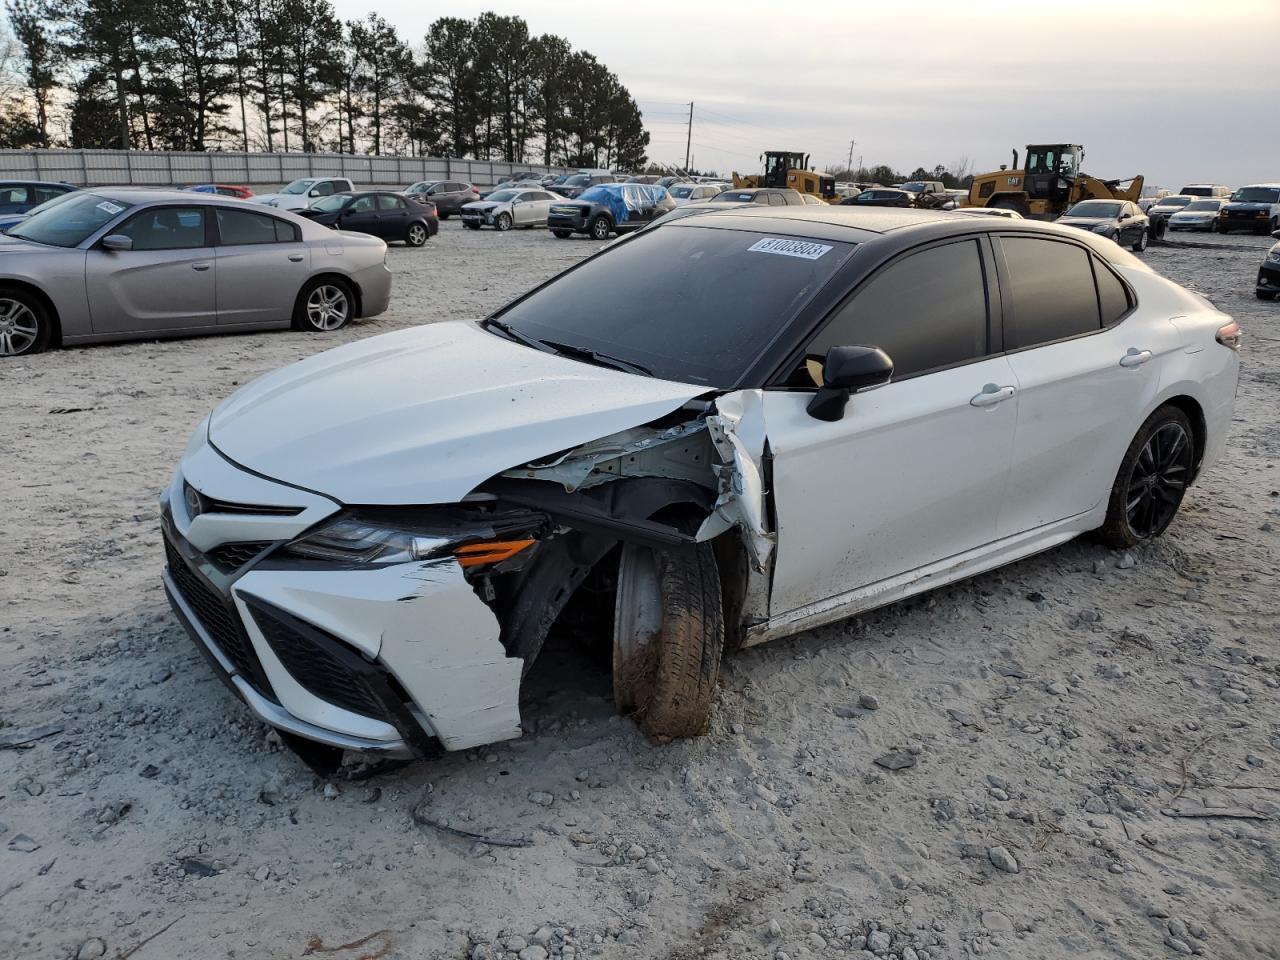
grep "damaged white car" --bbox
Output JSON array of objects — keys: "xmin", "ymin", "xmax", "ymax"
[{"xmin": 161, "ymin": 206, "xmax": 1240, "ymax": 767}]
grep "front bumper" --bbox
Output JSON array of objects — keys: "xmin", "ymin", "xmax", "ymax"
[
  {"xmin": 1220, "ymin": 212, "xmax": 1271, "ymax": 230},
  {"xmin": 159, "ymin": 432, "xmax": 524, "ymax": 755},
  {"xmin": 1258, "ymin": 261, "xmax": 1280, "ymax": 293}
]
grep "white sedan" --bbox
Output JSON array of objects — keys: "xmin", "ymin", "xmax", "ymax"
[
  {"xmin": 161, "ymin": 206, "xmax": 1239, "ymax": 765},
  {"xmin": 668, "ymin": 183, "xmax": 727, "ymax": 205},
  {"xmin": 460, "ymin": 188, "xmax": 565, "ymax": 231},
  {"xmin": 1168, "ymin": 198, "xmax": 1228, "ymax": 232}
]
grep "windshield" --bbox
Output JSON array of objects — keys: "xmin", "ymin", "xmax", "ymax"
[
  {"xmin": 15, "ymin": 190, "xmax": 79, "ymax": 219},
  {"xmin": 1066, "ymin": 200, "xmax": 1121, "ymax": 218},
  {"xmin": 1184, "ymin": 200, "xmax": 1221, "ymax": 212},
  {"xmin": 901, "ymin": 182, "xmax": 929, "ymax": 192},
  {"xmin": 1231, "ymin": 186, "xmax": 1280, "ymax": 203},
  {"xmin": 713, "ymin": 192, "xmax": 756, "ymax": 202},
  {"xmin": 1158, "ymin": 196, "xmax": 1193, "ymax": 208},
  {"xmin": 670, "ymin": 185, "xmax": 695, "ymax": 198},
  {"xmin": 563, "ymin": 175, "xmax": 591, "ymax": 187},
  {"xmin": 310, "ymin": 194, "xmax": 349, "ymax": 212},
  {"xmin": 407, "ymin": 182, "xmax": 436, "ymax": 194},
  {"xmin": 280, "ymin": 179, "xmax": 318, "ymax": 195},
  {"xmin": 8, "ymin": 192, "xmax": 134, "ymax": 247},
  {"xmin": 1180, "ymin": 186, "xmax": 1211, "ymax": 196},
  {"xmin": 491, "ymin": 225, "xmax": 853, "ymax": 386},
  {"xmin": 487, "ymin": 190, "xmax": 519, "ymax": 203}
]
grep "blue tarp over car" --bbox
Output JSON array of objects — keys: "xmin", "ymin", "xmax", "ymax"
[{"xmin": 578, "ymin": 183, "xmax": 669, "ymax": 223}]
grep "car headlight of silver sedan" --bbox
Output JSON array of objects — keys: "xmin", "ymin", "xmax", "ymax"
[{"xmin": 282, "ymin": 514, "xmax": 538, "ymax": 568}]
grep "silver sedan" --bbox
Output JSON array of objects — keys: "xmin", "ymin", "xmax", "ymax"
[{"xmin": 0, "ymin": 189, "xmax": 392, "ymax": 357}]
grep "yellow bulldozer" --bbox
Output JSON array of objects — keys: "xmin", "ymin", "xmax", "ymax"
[
  {"xmin": 968, "ymin": 144, "xmax": 1143, "ymax": 219},
  {"xmin": 732, "ymin": 151, "xmax": 838, "ymax": 202}
]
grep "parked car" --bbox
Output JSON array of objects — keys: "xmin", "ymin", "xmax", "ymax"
[
  {"xmin": 0, "ymin": 189, "xmax": 391, "ymax": 357},
  {"xmin": 461, "ymin": 188, "xmax": 565, "ymax": 231},
  {"xmin": 1056, "ymin": 199, "xmax": 1150, "ymax": 251},
  {"xmin": 255, "ymin": 177, "xmax": 355, "ymax": 211},
  {"xmin": 1168, "ymin": 198, "xmax": 1228, "ymax": 232},
  {"xmin": 667, "ymin": 183, "xmax": 725, "ymax": 205},
  {"xmin": 1218, "ymin": 183, "xmax": 1280, "ymax": 235},
  {"xmin": 1178, "ymin": 183, "xmax": 1232, "ymax": 198},
  {"xmin": 655, "ymin": 176, "xmax": 690, "ymax": 189},
  {"xmin": 956, "ymin": 206, "xmax": 1024, "ymax": 219},
  {"xmin": 0, "ymin": 179, "xmax": 76, "ymax": 215},
  {"xmin": 0, "ymin": 188, "xmax": 80, "ymax": 233},
  {"xmin": 159, "ymin": 205, "xmax": 1239, "ymax": 765},
  {"xmin": 712, "ymin": 187, "xmax": 804, "ymax": 205},
  {"xmin": 1146, "ymin": 195, "xmax": 1196, "ymax": 232},
  {"xmin": 555, "ymin": 173, "xmax": 620, "ymax": 199},
  {"xmin": 800, "ymin": 194, "xmax": 826, "ymax": 206},
  {"xmin": 1257, "ymin": 229, "xmax": 1280, "ymax": 300},
  {"xmin": 297, "ymin": 191, "xmax": 437, "ymax": 245},
  {"xmin": 403, "ymin": 180, "xmax": 479, "ymax": 219},
  {"xmin": 548, "ymin": 183, "xmax": 675, "ymax": 240},
  {"xmin": 626, "ymin": 174, "xmax": 662, "ymax": 184},
  {"xmin": 479, "ymin": 179, "xmax": 543, "ymax": 199},
  {"xmin": 190, "ymin": 184, "xmax": 254, "ymax": 199},
  {"xmin": 841, "ymin": 188, "xmax": 912, "ymax": 207}
]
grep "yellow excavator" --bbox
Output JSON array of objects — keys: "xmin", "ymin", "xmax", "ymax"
[
  {"xmin": 732, "ymin": 151, "xmax": 838, "ymax": 202},
  {"xmin": 968, "ymin": 144, "xmax": 1143, "ymax": 219}
]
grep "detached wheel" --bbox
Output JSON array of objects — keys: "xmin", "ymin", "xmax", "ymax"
[
  {"xmin": 406, "ymin": 222, "xmax": 428, "ymax": 247},
  {"xmin": 552, "ymin": 230, "xmax": 572, "ymax": 239},
  {"xmin": 1098, "ymin": 405, "xmax": 1194, "ymax": 548},
  {"xmin": 1131, "ymin": 226, "xmax": 1148, "ymax": 252},
  {"xmin": 590, "ymin": 215, "xmax": 612, "ymax": 241},
  {"xmin": 294, "ymin": 278, "xmax": 353, "ymax": 332},
  {"xmin": 494, "ymin": 212, "xmax": 512, "ymax": 232},
  {"xmin": 464, "ymin": 222, "xmax": 481, "ymax": 231},
  {"xmin": 0, "ymin": 287, "xmax": 51, "ymax": 357},
  {"xmin": 613, "ymin": 543, "xmax": 723, "ymax": 741},
  {"xmin": 1257, "ymin": 290, "xmax": 1277, "ymax": 301},
  {"xmin": 438, "ymin": 212, "xmax": 450, "ymax": 221}
]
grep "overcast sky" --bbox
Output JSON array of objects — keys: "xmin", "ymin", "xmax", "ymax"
[{"xmin": 333, "ymin": 0, "xmax": 1279, "ymax": 190}]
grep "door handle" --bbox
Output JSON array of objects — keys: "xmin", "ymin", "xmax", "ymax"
[
  {"xmin": 970, "ymin": 384, "xmax": 1016, "ymax": 408},
  {"xmin": 288, "ymin": 254, "xmax": 304, "ymax": 262},
  {"xmin": 1119, "ymin": 348, "xmax": 1152, "ymax": 367},
  {"xmin": 192, "ymin": 261, "xmax": 211, "ymax": 271}
]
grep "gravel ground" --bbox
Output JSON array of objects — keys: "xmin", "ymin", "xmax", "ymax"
[{"xmin": 1, "ymin": 223, "xmax": 1277, "ymax": 960}]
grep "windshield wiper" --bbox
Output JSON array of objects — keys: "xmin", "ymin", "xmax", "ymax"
[
  {"xmin": 538, "ymin": 340, "xmax": 653, "ymax": 377},
  {"xmin": 482, "ymin": 317, "xmax": 552, "ymax": 353}
]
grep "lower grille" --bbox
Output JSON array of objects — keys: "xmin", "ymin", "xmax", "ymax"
[
  {"xmin": 165, "ymin": 539, "xmax": 270, "ymax": 696},
  {"xmin": 207, "ymin": 541, "xmax": 272, "ymax": 573},
  {"xmin": 247, "ymin": 602, "xmax": 392, "ymax": 722}
]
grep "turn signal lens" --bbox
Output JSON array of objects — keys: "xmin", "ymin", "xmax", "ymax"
[
  {"xmin": 1216, "ymin": 320, "xmax": 1243, "ymax": 351},
  {"xmin": 454, "ymin": 539, "xmax": 535, "ymax": 568}
]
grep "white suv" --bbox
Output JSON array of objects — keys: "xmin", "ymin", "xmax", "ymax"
[{"xmin": 256, "ymin": 177, "xmax": 355, "ymax": 211}]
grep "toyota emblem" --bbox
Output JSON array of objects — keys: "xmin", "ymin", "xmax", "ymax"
[{"xmin": 184, "ymin": 483, "xmax": 204, "ymax": 519}]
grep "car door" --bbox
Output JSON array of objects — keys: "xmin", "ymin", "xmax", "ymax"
[
  {"xmin": 336, "ymin": 194, "xmax": 378, "ymax": 235},
  {"xmin": 764, "ymin": 236, "xmax": 1019, "ymax": 616},
  {"xmin": 994, "ymin": 235, "xmax": 1178, "ymax": 536},
  {"xmin": 213, "ymin": 207, "xmax": 309, "ymax": 325},
  {"xmin": 376, "ymin": 193, "xmax": 410, "ymax": 239},
  {"xmin": 85, "ymin": 204, "xmax": 217, "ymax": 334}
]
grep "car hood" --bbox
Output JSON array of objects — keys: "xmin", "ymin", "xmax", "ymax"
[
  {"xmin": 0, "ymin": 234, "xmax": 70, "ymax": 254},
  {"xmin": 1057, "ymin": 216, "xmax": 1112, "ymax": 228},
  {"xmin": 256, "ymin": 194, "xmax": 309, "ymax": 208},
  {"xmin": 208, "ymin": 321, "xmax": 706, "ymax": 505},
  {"xmin": 463, "ymin": 201, "xmax": 503, "ymax": 212},
  {"xmin": 1223, "ymin": 202, "xmax": 1273, "ymax": 212}
]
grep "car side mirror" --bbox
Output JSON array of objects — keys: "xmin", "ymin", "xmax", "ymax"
[
  {"xmin": 101, "ymin": 234, "xmax": 133, "ymax": 252},
  {"xmin": 309, "ymin": 189, "xmax": 321, "ymax": 197},
  {"xmin": 806, "ymin": 345, "xmax": 894, "ymax": 421},
  {"xmin": 1273, "ymin": 228, "xmax": 1280, "ymax": 239}
]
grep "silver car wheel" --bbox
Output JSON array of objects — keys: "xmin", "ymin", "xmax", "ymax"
[
  {"xmin": 407, "ymin": 224, "xmax": 427, "ymax": 246},
  {"xmin": 0, "ymin": 298, "xmax": 39, "ymax": 356},
  {"xmin": 305, "ymin": 285, "xmax": 350, "ymax": 331}
]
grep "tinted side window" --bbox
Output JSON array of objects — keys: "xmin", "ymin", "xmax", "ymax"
[
  {"xmin": 312, "ymin": 181, "xmax": 335, "ymax": 196},
  {"xmin": 118, "ymin": 207, "xmax": 206, "ymax": 250},
  {"xmin": 274, "ymin": 218, "xmax": 300, "ymax": 242},
  {"xmin": 1094, "ymin": 258, "xmax": 1131, "ymax": 325},
  {"xmin": 349, "ymin": 195, "xmax": 375, "ymax": 213},
  {"xmin": 377, "ymin": 194, "xmax": 405, "ymax": 211},
  {"xmin": 1000, "ymin": 237, "xmax": 1100, "ymax": 348},
  {"xmin": 217, "ymin": 208, "xmax": 279, "ymax": 245},
  {"xmin": 807, "ymin": 239, "xmax": 990, "ymax": 379}
]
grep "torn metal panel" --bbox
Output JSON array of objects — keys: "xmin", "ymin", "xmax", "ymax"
[{"xmin": 697, "ymin": 390, "xmax": 775, "ymax": 571}]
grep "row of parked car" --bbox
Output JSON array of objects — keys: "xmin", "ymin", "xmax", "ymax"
[{"xmin": 1140, "ymin": 183, "xmax": 1280, "ymax": 235}]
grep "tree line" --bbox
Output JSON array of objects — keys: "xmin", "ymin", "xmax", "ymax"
[{"xmin": 0, "ymin": 3, "xmax": 651, "ymax": 169}]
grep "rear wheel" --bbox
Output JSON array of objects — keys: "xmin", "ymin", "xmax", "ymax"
[
  {"xmin": 1258, "ymin": 290, "xmax": 1277, "ymax": 301},
  {"xmin": 590, "ymin": 215, "xmax": 612, "ymax": 241},
  {"xmin": 1097, "ymin": 405, "xmax": 1194, "ymax": 548},
  {"xmin": 0, "ymin": 287, "xmax": 51, "ymax": 357},
  {"xmin": 406, "ymin": 222, "xmax": 428, "ymax": 246},
  {"xmin": 438, "ymin": 212, "xmax": 450, "ymax": 220},
  {"xmin": 293, "ymin": 278, "xmax": 354, "ymax": 332},
  {"xmin": 613, "ymin": 543, "xmax": 723, "ymax": 741},
  {"xmin": 494, "ymin": 212, "xmax": 512, "ymax": 232},
  {"xmin": 1131, "ymin": 226, "xmax": 1148, "ymax": 252}
]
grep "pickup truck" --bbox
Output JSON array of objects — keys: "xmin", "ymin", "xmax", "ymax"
[{"xmin": 255, "ymin": 177, "xmax": 357, "ymax": 211}]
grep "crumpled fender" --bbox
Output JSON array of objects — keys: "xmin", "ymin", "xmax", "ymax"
[{"xmin": 697, "ymin": 390, "xmax": 774, "ymax": 571}]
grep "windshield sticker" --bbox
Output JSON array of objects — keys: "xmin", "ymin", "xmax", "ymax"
[
  {"xmin": 96, "ymin": 200, "xmax": 125, "ymax": 216},
  {"xmin": 748, "ymin": 237, "xmax": 833, "ymax": 261}
]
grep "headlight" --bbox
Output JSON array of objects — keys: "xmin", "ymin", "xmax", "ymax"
[
  {"xmin": 1091, "ymin": 223, "xmax": 1115, "ymax": 234},
  {"xmin": 1267, "ymin": 251, "xmax": 1280, "ymax": 264},
  {"xmin": 283, "ymin": 514, "xmax": 537, "ymax": 568}
]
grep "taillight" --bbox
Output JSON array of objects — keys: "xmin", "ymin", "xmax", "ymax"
[{"xmin": 1216, "ymin": 320, "xmax": 1242, "ymax": 350}]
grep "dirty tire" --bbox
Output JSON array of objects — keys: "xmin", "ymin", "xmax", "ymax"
[
  {"xmin": 615, "ymin": 544, "xmax": 723, "ymax": 741},
  {"xmin": 0, "ymin": 285, "xmax": 52, "ymax": 356},
  {"xmin": 552, "ymin": 230, "xmax": 572, "ymax": 239},
  {"xmin": 1097, "ymin": 405, "xmax": 1194, "ymax": 549},
  {"xmin": 1131, "ymin": 226, "xmax": 1148, "ymax": 252},
  {"xmin": 1257, "ymin": 290, "xmax": 1277, "ymax": 301},
  {"xmin": 494, "ymin": 212, "xmax": 512, "ymax": 231},
  {"xmin": 590, "ymin": 215, "xmax": 611, "ymax": 241}
]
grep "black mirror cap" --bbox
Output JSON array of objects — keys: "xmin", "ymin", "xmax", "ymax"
[{"xmin": 806, "ymin": 345, "xmax": 894, "ymax": 422}]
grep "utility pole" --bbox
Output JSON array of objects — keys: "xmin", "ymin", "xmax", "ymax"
[
  {"xmin": 684, "ymin": 102, "xmax": 693, "ymax": 174},
  {"xmin": 846, "ymin": 139, "xmax": 856, "ymax": 175}
]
